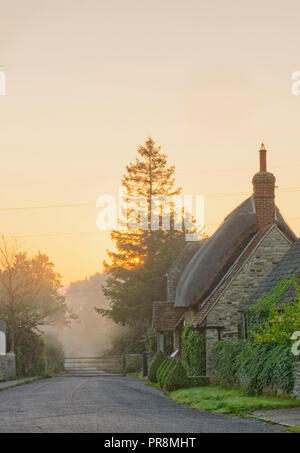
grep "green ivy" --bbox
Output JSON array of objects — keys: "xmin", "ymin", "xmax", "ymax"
[
  {"xmin": 246, "ymin": 276, "xmax": 297, "ymax": 337},
  {"xmin": 210, "ymin": 339, "xmax": 246, "ymax": 388},
  {"xmin": 182, "ymin": 323, "xmax": 206, "ymax": 375},
  {"xmin": 210, "ymin": 276, "xmax": 300, "ymax": 396},
  {"xmin": 211, "ymin": 339, "xmax": 295, "ymax": 395}
]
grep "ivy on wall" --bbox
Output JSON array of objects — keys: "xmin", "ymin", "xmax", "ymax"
[{"xmin": 211, "ymin": 276, "xmax": 300, "ymax": 396}]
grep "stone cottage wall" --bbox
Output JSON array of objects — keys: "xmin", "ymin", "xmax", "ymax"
[
  {"xmin": 0, "ymin": 353, "xmax": 16, "ymax": 380},
  {"xmin": 205, "ymin": 226, "xmax": 292, "ymax": 375}
]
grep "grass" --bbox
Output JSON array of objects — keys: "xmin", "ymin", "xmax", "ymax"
[
  {"xmin": 170, "ymin": 386, "xmax": 300, "ymax": 416},
  {"xmin": 0, "ymin": 374, "xmax": 52, "ymax": 392},
  {"xmin": 284, "ymin": 425, "xmax": 300, "ymax": 433}
]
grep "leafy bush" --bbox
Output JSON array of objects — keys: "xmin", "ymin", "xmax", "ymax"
[
  {"xmin": 236, "ymin": 341, "xmax": 295, "ymax": 395},
  {"xmin": 157, "ymin": 358, "xmax": 169, "ymax": 387},
  {"xmin": 15, "ymin": 331, "xmax": 65, "ymax": 378},
  {"xmin": 160, "ymin": 358, "xmax": 177, "ymax": 389},
  {"xmin": 164, "ymin": 361, "xmax": 190, "ymax": 392},
  {"xmin": 211, "ymin": 339, "xmax": 246, "ymax": 387},
  {"xmin": 15, "ymin": 331, "xmax": 45, "ymax": 377},
  {"xmin": 182, "ymin": 323, "xmax": 206, "ymax": 375},
  {"xmin": 211, "ymin": 339, "xmax": 296, "ymax": 396},
  {"xmin": 148, "ymin": 351, "xmax": 166, "ymax": 383}
]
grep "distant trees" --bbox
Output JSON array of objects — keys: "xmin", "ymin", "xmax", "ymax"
[
  {"xmin": 97, "ymin": 138, "xmax": 189, "ymax": 352},
  {"xmin": 0, "ymin": 236, "xmax": 72, "ymax": 353}
]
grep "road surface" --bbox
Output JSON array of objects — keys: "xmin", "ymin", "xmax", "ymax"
[{"xmin": 0, "ymin": 376, "xmax": 282, "ymax": 433}]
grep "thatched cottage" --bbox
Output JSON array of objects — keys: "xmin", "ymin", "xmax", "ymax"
[{"xmin": 152, "ymin": 144, "xmax": 297, "ymax": 375}]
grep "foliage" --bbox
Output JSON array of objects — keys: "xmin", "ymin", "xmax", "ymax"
[
  {"xmin": 15, "ymin": 331, "xmax": 65, "ymax": 378},
  {"xmin": 210, "ymin": 339, "xmax": 246, "ymax": 388},
  {"xmin": 170, "ymin": 386, "xmax": 300, "ymax": 415},
  {"xmin": 210, "ymin": 277, "xmax": 300, "ymax": 396},
  {"xmin": 246, "ymin": 276, "xmax": 298, "ymax": 344},
  {"xmin": 0, "ymin": 236, "xmax": 74, "ymax": 352},
  {"xmin": 211, "ymin": 339, "xmax": 296, "ymax": 396},
  {"xmin": 164, "ymin": 360, "xmax": 190, "ymax": 392},
  {"xmin": 236, "ymin": 341, "xmax": 295, "ymax": 395},
  {"xmin": 15, "ymin": 330, "xmax": 45, "ymax": 377},
  {"xmin": 148, "ymin": 351, "xmax": 166, "ymax": 383},
  {"xmin": 157, "ymin": 358, "xmax": 169, "ymax": 387},
  {"xmin": 103, "ymin": 325, "xmax": 147, "ymax": 355},
  {"xmin": 97, "ymin": 138, "xmax": 194, "ymax": 352},
  {"xmin": 182, "ymin": 323, "xmax": 206, "ymax": 375},
  {"xmin": 160, "ymin": 358, "xmax": 177, "ymax": 389}
]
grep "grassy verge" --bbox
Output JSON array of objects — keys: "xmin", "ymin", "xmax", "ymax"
[
  {"xmin": 170, "ymin": 386, "xmax": 300, "ymax": 416},
  {"xmin": 0, "ymin": 374, "xmax": 52, "ymax": 392},
  {"xmin": 284, "ymin": 426, "xmax": 300, "ymax": 433}
]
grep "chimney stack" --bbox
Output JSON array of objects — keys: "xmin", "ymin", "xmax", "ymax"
[{"xmin": 252, "ymin": 143, "xmax": 276, "ymax": 230}]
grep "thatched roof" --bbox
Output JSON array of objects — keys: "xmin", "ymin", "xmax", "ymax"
[
  {"xmin": 175, "ymin": 196, "xmax": 296, "ymax": 309},
  {"xmin": 166, "ymin": 242, "xmax": 202, "ymax": 302}
]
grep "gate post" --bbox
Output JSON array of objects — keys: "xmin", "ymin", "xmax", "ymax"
[
  {"xmin": 122, "ymin": 354, "xmax": 127, "ymax": 377},
  {"xmin": 142, "ymin": 352, "xmax": 148, "ymax": 378}
]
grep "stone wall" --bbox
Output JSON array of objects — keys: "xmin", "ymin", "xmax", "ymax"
[
  {"xmin": 205, "ymin": 225, "xmax": 292, "ymax": 375},
  {"xmin": 0, "ymin": 353, "xmax": 16, "ymax": 380},
  {"xmin": 293, "ymin": 359, "xmax": 300, "ymax": 399}
]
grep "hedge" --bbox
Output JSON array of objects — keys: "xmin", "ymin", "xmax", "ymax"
[
  {"xmin": 211, "ymin": 339, "xmax": 296, "ymax": 395},
  {"xmin": 148, "ymin": 351, "xmax": 166, "ymax": 383},
  {"xmin": 164, "ymin": 361, "xmax": 191, "ymax": 392},
  {"xmin": 156, "ymin": 358, "xmax": 209, "ymax": 392},
  {"xmin": 182, "ymin": 323, "xmax": 206, "ymax": 376},
  {"xmin": 160, "ymin": 358, "xmax": 177, "ymax": 389},
  {"xmin": 157, "ymin": 358, "xmax": 169, "ymax": 387}
]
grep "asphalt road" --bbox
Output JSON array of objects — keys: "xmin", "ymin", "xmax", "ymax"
[{"xmin": 0, "ymin": 376, "xmax": 282, "ymax": 433}]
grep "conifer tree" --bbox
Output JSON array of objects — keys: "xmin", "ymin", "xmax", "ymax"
[{"xmin": 97, "ymin": 138, "xmax": 188, "ymax": 350}]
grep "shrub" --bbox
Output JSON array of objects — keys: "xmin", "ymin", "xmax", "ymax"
[
  {"xmin": 164, "ymin": 361, "xmax": 190, "ymax": 392},
  {"xmin": 157, "ymin": 358, "xmax": 169, "ymax": 386},
  {"xmin": 236, "ymin": 341, "xmax": 295, "ymax": 395},
  {"xmin": 182, "ymin": 323, "xmax": 206, "ymax": 375},
  {"xmin": 148, "ymin": 351, "xmax": 166, "ymax": 383},
  {"xmin": 211, "ymin": 339, "xmax": 296, "ymax": 396},
  {"xmin": 160, "ymin": 358, "xmax": 177, "ymax": 389},
  {"xmin": 210, "ymin": 339, "xmax": 246, "ymax": 387}
]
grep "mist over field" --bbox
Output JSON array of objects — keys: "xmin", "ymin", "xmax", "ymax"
[{"xmin": 58, "ymin": 274, "xmax": 121, "ymax": 357}]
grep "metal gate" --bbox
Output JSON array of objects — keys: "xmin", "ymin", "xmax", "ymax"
[{"xmin": 64, "ymin": 354, "xmax": 144, "ymax": 377}]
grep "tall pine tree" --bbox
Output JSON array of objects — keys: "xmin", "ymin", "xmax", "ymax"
[{"xmin": 97, "ymin": 138, "xmax": 189, "ymax": 352}]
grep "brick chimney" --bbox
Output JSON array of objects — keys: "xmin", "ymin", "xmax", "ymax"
[{"xmin": 252, "ymin": 143, "xmax": 276, "ymax": 230}]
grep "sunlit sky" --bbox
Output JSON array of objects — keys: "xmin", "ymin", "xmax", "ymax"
[{"xmin": 1, "ymin": 0, "xmax": 300, "ymax": 285}]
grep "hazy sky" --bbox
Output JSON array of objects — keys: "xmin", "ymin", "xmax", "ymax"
[{"xmin": 1, "ymin": 0, "xmax": 300, "ymax": 285}]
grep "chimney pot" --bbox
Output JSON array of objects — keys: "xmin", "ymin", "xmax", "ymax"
[{"xmin": 259, "ymin": 143, "xmax": 267, "ymax": 172}]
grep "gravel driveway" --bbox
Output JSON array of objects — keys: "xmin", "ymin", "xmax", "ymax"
[{"xmin": 0, "ymin": 376, "xmax": 282, "ymax": 433}]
